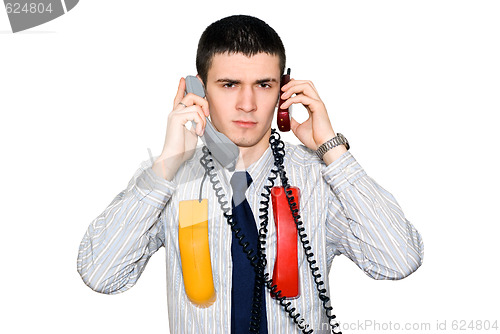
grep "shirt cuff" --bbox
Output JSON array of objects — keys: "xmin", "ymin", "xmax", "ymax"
[
  {"xmin": 132, "ymin": 167, "xmax": 177, "ymax": 209},
  {"xmin": 321, "ymin": 150, "xmax": 367, "ymax": 195}
]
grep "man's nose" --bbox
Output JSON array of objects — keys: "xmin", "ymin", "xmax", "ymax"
[{"xmin": 236, "ymin": 86, "xmax": 257, "ymax": 112}]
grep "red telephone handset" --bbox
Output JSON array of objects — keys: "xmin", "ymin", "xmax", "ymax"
[
  {"xmin": 270, "ymin": 186, "xmax": 300, "ymax": 299},
  {"xmin": 277, "ymin": 68, "xmax": 291, "ymax": 132}
]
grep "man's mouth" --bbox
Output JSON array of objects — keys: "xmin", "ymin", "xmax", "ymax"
[{"xmin": 233, "ymin": 120, "xmax": 257, "ymax": 128}]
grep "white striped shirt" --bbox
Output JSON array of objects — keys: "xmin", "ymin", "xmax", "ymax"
[{"xmin": 77, "ymin": 143, "xmax": 423, "ymax": 333}]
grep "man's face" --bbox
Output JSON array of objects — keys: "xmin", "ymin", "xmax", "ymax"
[{"xmin": 203, "ymin": 52, "xmax": 281, "ymax": 148}]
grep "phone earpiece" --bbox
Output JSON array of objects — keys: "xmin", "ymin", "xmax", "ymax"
[
  {"xmin": 185, "ymin": 75, "xmax": 206, "ymax": 98},
  {"xmin": 277, "ymin": 68, "xmax": 291, "ymax": 132}
]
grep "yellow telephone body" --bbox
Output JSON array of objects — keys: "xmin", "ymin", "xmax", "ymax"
[{"xmin": 178, "ymin": 199, "xmax": 216, "ymax": 307}]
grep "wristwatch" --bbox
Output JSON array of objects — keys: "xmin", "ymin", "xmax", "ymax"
[{"xmin": 315, "ymin": 133, "xmax": 350, "ymax": 160}]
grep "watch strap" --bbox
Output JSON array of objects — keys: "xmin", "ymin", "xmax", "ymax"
[{"xmin": 315, "ymin": 133, "xmax": 350, "ymax": 160}]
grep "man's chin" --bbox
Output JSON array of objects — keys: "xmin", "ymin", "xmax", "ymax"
[
  {"xmin": 229, "ymin": 130, "xmax": 271, "ymax": 148},
  {"xmin": 231, "ymin": 137, "xmax": 261, "ymax": 148},
  {"xmin": 215, "ymin": 122, "xmax": 272, "ymax": 148}
]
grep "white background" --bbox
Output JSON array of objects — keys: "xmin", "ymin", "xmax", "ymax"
[{"xmin": 1, "ymin": 1, "xmax": 499, "ymax": 333}]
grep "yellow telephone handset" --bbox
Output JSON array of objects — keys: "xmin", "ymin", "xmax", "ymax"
[{"xmin": 178, "ymin": 199, "xmax": 216, "ymax": 307}]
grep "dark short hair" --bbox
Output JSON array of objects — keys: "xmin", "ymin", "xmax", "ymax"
[{"xmin": 196, "ymin": 15, "xmax": 286, "ymax": 84}]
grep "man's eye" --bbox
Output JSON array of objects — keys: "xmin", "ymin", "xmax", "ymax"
[
  {"xmin": 223, "ymin": 83, "xmax": 236, "ymax": 88},
  {"xmin": 259, "ymin": 83, "xmax": 271, "ymax": 88}
]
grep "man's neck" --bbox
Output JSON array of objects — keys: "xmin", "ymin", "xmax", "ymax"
[{"xmin": 234, "ymin": 130, "xmax": 271, "ymax": 170}]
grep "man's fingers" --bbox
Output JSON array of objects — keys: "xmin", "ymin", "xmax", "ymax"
[
  {"xmin": 280, "ymin": 94, "xmax": 316, "ymax": 111},
  {"xmin": 186, "ymin": 105, "xmax": 207, "ymax": 134},
  {"xmin": 171, "ymin": 106, "xmax": 207, "ymax": 136},
  {"xmin": 168, "ymin": 78, "xmax": 209, "ymax": 145},
  {"xmin": 180, "ymin": 93, "xmax": 210, "ymax": 116},
  {"xmin": 173, "ymin": 77, "xmax": 186, "ymax": 109},
  {"xmin": 281, "ymin": 81, "xmax": 318, "ymax": 100},
  {"xmin": 289, "ymin": 116, "xmax": 301, "ymax": 133}
]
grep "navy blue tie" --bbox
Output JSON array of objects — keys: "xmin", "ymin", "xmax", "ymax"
[{"xmin": 230, "ymin": 171, "xmax": 268, "ymax": 333}]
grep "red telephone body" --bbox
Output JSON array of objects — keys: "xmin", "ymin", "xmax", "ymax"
[
  {"xmin": 277, "ymin": 68, "xmax": 291, "ymax": 132},
  {"xmin": 270, "ymin": 186, "xmax": 300, "ymax": 299}
]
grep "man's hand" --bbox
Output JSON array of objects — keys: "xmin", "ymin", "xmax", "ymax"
[
  {"xmin": 280, "ymin": 79, "xmax": 347, "ymax": 164},
  {"xmin": 152, "ymin": 78, "xmax": 209, "ymax": 181}
]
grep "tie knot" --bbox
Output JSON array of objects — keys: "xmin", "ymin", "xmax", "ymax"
[
  {"xmin": 230, "ymin": 171, "xmax": 252, "ymax": 193},
  {"xmin": 230, "ymin": 171, "xmax": 252, "ymax": 206}
]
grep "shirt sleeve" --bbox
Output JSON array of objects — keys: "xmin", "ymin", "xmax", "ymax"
[
  {"xmin": 322, "ymin": 151, "xmax": 424, "ymax": 280},
  {"xmin": 77, "ymin": 158, "xmax": 176, "ymax": 294}
]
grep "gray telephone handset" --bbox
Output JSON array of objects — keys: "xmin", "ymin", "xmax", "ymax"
[{"xmin": 185, "ymin": 75, "xmax": 239, "ymax": 171}]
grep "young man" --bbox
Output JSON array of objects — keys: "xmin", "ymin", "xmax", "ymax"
[{"xmin": 77, "ymin": 15, "xmax": 423, "ymax": 334}]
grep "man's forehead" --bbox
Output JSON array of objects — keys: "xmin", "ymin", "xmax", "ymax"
[{"xmin": 208, "ymin": 52, "xmax": 280, "ymax": 80}]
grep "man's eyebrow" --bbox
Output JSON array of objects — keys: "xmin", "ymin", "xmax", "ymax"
[
  {"xmin": 216, "ymin": 78, "xmax": 241, "ymax": 84},
  {"xmin": 255, "ymin": 78, "xmax": 278, "ymax": 84},
  {"xmin": 215, "ymin": 78, "xmax": 278, "ymax": 84}
]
